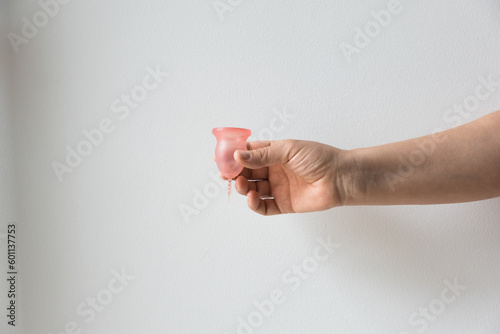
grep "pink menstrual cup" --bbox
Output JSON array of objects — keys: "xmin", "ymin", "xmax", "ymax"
[{"xmin": 212, "ymin": 127, "xmax": 251, "ymax": 179}]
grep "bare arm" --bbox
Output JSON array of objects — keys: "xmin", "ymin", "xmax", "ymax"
[
  {"xmin": 339, "ymin": 110, "xmax": 500, "ymax": 206},
  {"xmin": 232, "ymin": 111, "xmax": 500, "ymax": 215}
]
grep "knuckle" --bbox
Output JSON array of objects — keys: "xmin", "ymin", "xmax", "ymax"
[
  {"xmin": 280, "ymin": 139, "xmax": 298, "ymax": 162},
  {"xmin": 256, "ymin": 148, "xmax": 269, "ymax": 162}
]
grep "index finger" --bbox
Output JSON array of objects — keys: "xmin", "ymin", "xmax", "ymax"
[{"xmin": 237, "ymin": 166, "xmax": 268, "ymax": 180}]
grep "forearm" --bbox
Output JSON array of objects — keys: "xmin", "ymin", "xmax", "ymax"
[{"xmin": 339, "ymin": 111, "xmax": 500, "ymax": 206}]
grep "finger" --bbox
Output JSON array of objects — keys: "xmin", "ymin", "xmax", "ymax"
[
  {"xmin": 235, "ymin": 175, "xmax": 257, "ymax": 195},
  {"xmin": 236, "ymin": 141, "xmax": 273, "ymax": 178},
  {"xmin": 235, "ymin": 176, "xmax": 248, "ymax": 195},
  {"xmin": 255, "ymin": 180, "xmax": 272, "ymax": 198},
  {"xmin": 247, "ymin": 190, "xmax": 282, "ymax": 215},
  {"xmin": 238, "ymin": 167, "xmax": 269, "ymax": 181},
  {"xmin": 218, "ymin": 141, "xmax": 275, "ymax": 181},
  {"xmin": 235, "ymin": 140, "xmax": 292, "ymax": 169},
  {"xmin": 249, "ymin": 166, "xmax": 269, "ymax": 180},
  {"xmin": 236, "ymin": 167, "xmax": 257, "ymax": 180},
  {"xmin": 220, "ymin": 167, "xmax": 267, "ymax": 181},
  {"xmin": 235, "ymin": 176, "xmax": 272, "ymax": 199}
]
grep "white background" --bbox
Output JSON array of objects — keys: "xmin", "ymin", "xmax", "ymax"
[{"xmin": 2, "ymin": 0, "xmax": 500, "ymax": 333}]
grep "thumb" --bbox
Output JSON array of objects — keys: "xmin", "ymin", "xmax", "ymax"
[{"xmin": 234, "ymin": 141, "xmax": 292, "ymax": 169}]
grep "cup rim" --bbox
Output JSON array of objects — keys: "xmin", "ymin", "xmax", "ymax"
[{"xmin": 212, "ymin": 127, "xmax": 251, "ymax": 137}]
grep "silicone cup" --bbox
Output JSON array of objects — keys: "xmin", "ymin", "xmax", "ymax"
[{"xmin": 212, "ymin": 127, "xmax": 251, "ymax": 179}]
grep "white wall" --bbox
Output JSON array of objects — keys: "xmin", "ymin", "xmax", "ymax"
[{"xmin": 5, "ymin": 0, "xmax": 500, "ymax": 333}]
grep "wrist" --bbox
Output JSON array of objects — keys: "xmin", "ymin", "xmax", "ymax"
[{"xmin": 335, "ymin": 148, "xmax": 368, "ymax": 207}]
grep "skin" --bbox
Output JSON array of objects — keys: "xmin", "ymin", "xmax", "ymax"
[{"xmin": 231, "ymin": 110, "xmax": 500, "ymax": 215}]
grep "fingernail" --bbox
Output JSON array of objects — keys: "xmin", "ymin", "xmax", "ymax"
[{"xmin": 239, "ymin": 151, "xmax": 250, "ymax": 160}]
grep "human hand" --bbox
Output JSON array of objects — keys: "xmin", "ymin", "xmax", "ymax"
[{"xmin": 233, "ymin": 140, "xmax": 348, "ymax": 215}]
